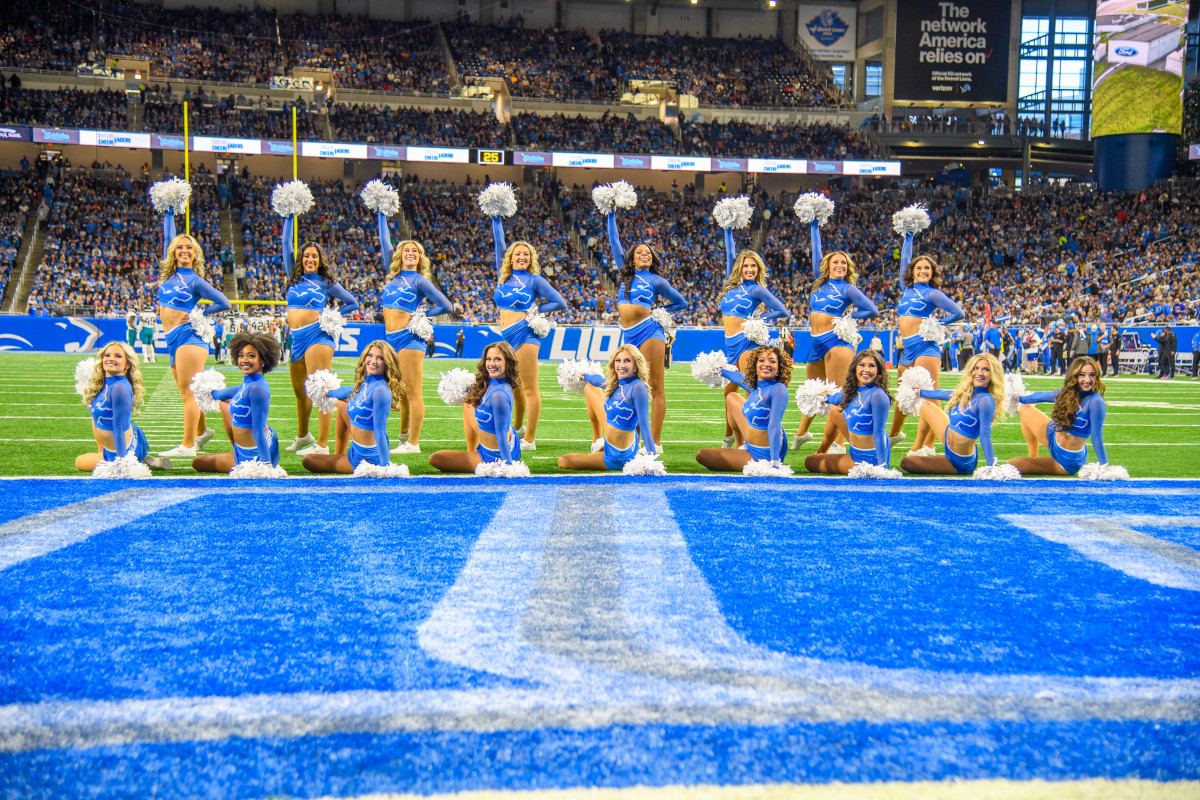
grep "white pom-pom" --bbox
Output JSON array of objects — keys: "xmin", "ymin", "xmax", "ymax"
[
  {"xmin": 271, "ymin": 180, "xmax": 314, "ymax": 218},
  {"xmin": 526, "ymin": 308, "xmax": 554, "ymax": 338},
  {"xmin": 689, "ymin": 351, "xmax": 729, "ymax": 389},
  {"xmin": 556, "ymin": 359, "xmax": 604, "ymax": 394},
  {"xmin": 149, "ymin": 177, "xmax": 191, "ymax": 215},
  {"xmin": 623, "ymin": 452, "xmax": 667, "ymax": 476},
  {"xmin": 591, "ymin": 184, "xmax": 615, "ymax": 214},
  {"xmin": 75, "ymin": 357, "xmax": 97, "ymax": 399},
  {"xmin": 319, "ymin": 308, "xmax": 346, "ymax": 340},
  {"xmin": 742, "ymin": 460, "xmax": 794, "ymax": 477},
  {"xmin": 1078, "ymin": 463, "xmax": 1130, "ymax": 481},
  {"xmin": 189, "ymin": 368, "xmax": 228, "ymax": 413},
  {"xmin": 477, "ymin": 182, "xmax": 518, "ymax": 218},
  {"xmin": 610, "ymin": 180, "xmax": 637, "ymax": 210},
  {"xmin": 474, "ymin": 460, "xmax": 531, "ymax": 478},
  {"xmin": 973, "ymin": 463, "xmax": 1022, "ymax": 481},
  {"xmin": 795, "ymin": 378, "xmax": 841, "ymax": 418},
  {"xmin": 360, "ymin": 179, "xmax": 399, "ymax": 216},
  {"xmin": 304, "ymin": 368, "xmax": 343, "ymax": 414},
  {"xmin": 352, "ymin": 461, "xmax": 411, "ymax": 478},
  {"xmin": 713, "ymin": 196, "xmax": 753, "ymax": 230},
  {"xmin": 92, "ymin": 453, "xmax": 153, "ymax": 479},
  {"xmin": 407, "ymin": 307, "xmax": 433, "ymax": 341},
  {"xmin": 833, "ymin": 314, "xmax": 861, "ymax": 347},
  {"xmin": 651, "ymin": 308, "xmax": 675, "ymax": 333},
  {"xmin": 793, "ymin": 192, "xmax": 835, "ymax": 226},
  {"xmin": 892, "ymin": 203, "xmax": 931, "ymax": 236},
  {"xmin": 848, "ymin": 462, "xmax": 903, "ymax": 479},
  {"xmin": 919, "ymin": 316, "xmax": 948, "ymax": 345},
  {"xmin": 897, "ymin": 366, "xmax": 935, "ymax": 416},
  {"xmin": 437, "ymin": 368, "xmax": 474, "ymax": 406},
  {"xmin": 229, "ymin": 459, "xmax": 288, "ymax": 479},
  {"xmin": 740, "ymin": 317, "xmax": 770, "ymax": 346},
  {"xmin": 188, "ymin": 306, "xmax": 215, "ymax": 345},
  {"xmin": 1004, "ymin": 374, "xmax": 1028, "ymax": 418}
]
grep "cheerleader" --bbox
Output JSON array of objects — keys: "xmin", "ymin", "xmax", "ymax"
[
  {"xmin": 804, "ymin": 350, "xmax": 893, "ymax": 475},
  {"xmin": 558, "ymin": 344, "xmax": 656, "ymax": 471},
  {"xmin": 281, "ymin": 226, "xmax": 359, "ymax": 457},
  {"xmin": 192, "ymin": 332, "xmax": 281, "ymax": 473},
  {"xmin": 429, "ymin": 341, "xmax": 524, "ymax": 473},
  {"xmin": 302, "ymin": 341, "xmax": 405, "ymax": 474},
  {"xmin": 75, "ymin": 342, "xmax": 170, "ymax": 472},
  {"xmin": 1008, "ymin": 356, "xmax": 1112, "ymax": 476},
  {"xmin": 696, "ymin": 344, "xmax": 792, "ymax": 472},
  {"xmin": 899, "ymin": 353, "xmax": 1003, "ymax": 476}
]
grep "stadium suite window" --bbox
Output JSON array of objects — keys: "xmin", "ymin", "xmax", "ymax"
[{"xmin": 864, "ymin": 64, "xmax": 882, "ymax": 98}]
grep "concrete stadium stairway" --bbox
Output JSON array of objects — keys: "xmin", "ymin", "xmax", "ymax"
[
  {"xmin": 3, "ymin": 181, "xmax": 50, "ymax": 313},
  {"xmin": 220, "ymin": 207, "xmax": 242, "ymax": 302}
]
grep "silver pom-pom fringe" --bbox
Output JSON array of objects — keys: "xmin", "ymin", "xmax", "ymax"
[
  {"xmin": 353, "ymin": 461, "xmax": 411, "ymax": 478},
  {"xmin": 437, "ymin": 368, "xmax": 474, "ymax": 406},
  {"xmin": 848, "ymin": 462, "xmax": 903, "ymax": 479},
  {"xmin": 229, "ymin": 459, "xmax": 288, "ymax": 479},
  {"xmin": 319, "ymin": 308, "xmax": 346, "ymax": 340},
  {"xmin": 591, "ymin": 184, "xmax": 615, "ymax": 215},
  {"xmin": 271, "ymin": 180, "xmax": 314, "ymax": 218},
  {"xmin": 1078, "ymin": 463, "xmax": 1130, "ymax": 481},
  {"xmin": 360, "ymin": 179, "xmax": 399, "ymax": 217},
  {"xmin": 474, "ymin": 460, "xmax": 531, "ymax": 478},
  {"xmin": 892, "ymin": 203, "xmax": 931, "ymax": 236},
  {"xmin": 793, "ymin": 192, "xmax": 835, "ymax": 226},
  {"xmin": 188, "ymin": 306, "xmax": 215, "ymax": 345},
  {"xmin": 304, "ymin": 368, "xmax": 343, "ymax": 415},
  {"xmin": 713, "ymin": 196, "xmax": 753, "ymax": 230},
  {"xmin": 973, "ymin": 464, "xmax": 1022, "ymax": 481},
  {"xmin": 622, "ymin": 452, "xmax": 667, "ymax": 476},
  {"xmin": 689, "ymin": 351, "xmax": 729, "ymax": 389},
  {"xmin": 189, "ymin": 368, "xmax": 228, "ymax": 413},
  {"xmin": 740, "ymin": 317, "xmax": 770, "ymax": 346},
  {"xmin": 75, "ymin": 357, "xmax": 97, "ymax": 400},
  {"xmin": 556, "ymin": 359, "xmax": 604, "ymax": 394},
  {"xmin": 897, "ymin": 366, "xmax": 935, "ymax": 416},
  {"xmin": 651, "ymin": 308, "xmax": 675, "ymax": 333},
  {"xmin": 526, "ymin": 308, "xmax": 554, "ymax": 338},
  {"xmin": 795, "ymin": 378, "xmax": 841, "ymax": 418},
  {"xmin": 148, "ymin": 177, "xmax": 191, "ymax": 215},
  {"xmin": 1004, "ymin": 374, "xmax": 1028, "ymax": 418},
  {"xmin": 92, "ymin": 453, "xmax": 153, "ymax": 479},
  {"xmin": 743, "ymin": 460, "xmax": 794, "ymax": 477},
  {"xmin": 611, "ymin": 180, "xmax": 637, "ymax": 210},
  {"xmin": 407, "ymin": 308, "xmax": 434, "ymax": 342},
  {"xmin": 919, "ymin": 316, "xmax": 948, "ymax": 345},
  {"xmin": 833, "ymin": 314, "xmax": 861, "ymax": 347},
  {"xmin": 477, "ymin": 182, "xmax": 518, "ymax": 218}
]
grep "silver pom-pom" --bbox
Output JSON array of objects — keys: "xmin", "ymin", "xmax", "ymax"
[
  {"xmin": 92, "ymin": 453, "xmax": 153, "ymax": 479},
  {"xmin": 713, "ymin": 196, "xmax": 753, "ymax": 230},
  {"xmin": 477, "ymin": 182, "xmax": 517, "ymax": 218},
  {"xmin": 407, "ymin": 308, "xmax": 433, "ymax": 342},
  {"xmin": 848, "ymin": 462, "xmax": 903, "ymax": 479},
  {"xmin": 360, "ymin": 179, "xmax": 399, "ymax": 217},
  {"xmin": 740, "ymin": 317, "xmax": 770, "ymax": 346},
  {"xmin": 1004, "ymin": 374, "xmax": 1028, "ymax": 418},
  {"xmin": 1078, "ymin": 463, "xmax": 1130, "ymax": 481},
  {"xmin": 75, "ymin": 357, "xmax": 97, "ymax": 400},
  {"xmin": 271, "ymin": 180, "xmax": 314, "ymax": 218},
  {"xmin": 319, "ymin": 308, "xmax": 346, "ymax": 340},
  {"xmin": 526, "ymin": 308, "xmax": 554, "ymax": 338},
  {"xmin": 795, "ymin": 378, "xmax": 841, "ymax": 418},
  {"xmin": 622, "ymin": 452, "xmax": 667, "ymax": 476},
  {"xmin": 793, "ymin": 192, "xmax": 835, "ymax": 226},
  {"xmin": 743, "ymin": 460, "xmax": 794, "ymax": 477},
  {"xmin": 892, "ymin": 203, "xmax": 931, "ymax": 236},
  {"xmin": 897, "ymin": 366, "xmax": 935, "ymax": 416},
  {"xmin": 689, "ymin": 351, "xmax": 729, "ymax": 389},
  {"xmin": 437, "ymin": 368, "xmax": 474, "ymax": 406},
  {"xmin": 304, "ymin": 368, "xmax": 343, "ymax": 414},
  {"xmin": 229, "ymin": 459, "xmax": 288, "ymax": 479},
  {"xmin": 651, "ymin": 308, "xmax": 675, "ymax": 333},
  {"xmin": 919, "ymin": 316, "xmax": 948, "ymax": 345},
  {"xmin": 833, "ymin": 314, "xmax": 861, "ymax": 347},
  {"xmin": 352, "ymin": 461, "xmax": 411, "ymax": 478},
  {"xmin": 148, "ymin": 177, "xmax": 191, "ymax": 215},
  {"xmin": 973, "ymin": 464, "xmax": 1022, "ymax": 481},
  {"xmin": 610, "ymin": 180, "xmax": 637, "ymax": 210},
  {"xmin": 189, "ymin": 368, "xmax": 227, "ymax": 413},
  {"xmin": 591, "ymin": 184, "xmax": 615, "ymax": 214},
  {"xmin": 474, "ymin": 460, "xmax": 531, "ymax": 478},
  {"xmin": 188, "ymin": 306, "xmax": 215, "ymax": 345},
  {"xmin": 556, "ymin": 359, "xmax": 604, "ymax": 394}
]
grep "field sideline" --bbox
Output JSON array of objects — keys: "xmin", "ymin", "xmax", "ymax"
[{"xmin": 1, "ymin": 353, "xmax": 1198, "ymax": 479}]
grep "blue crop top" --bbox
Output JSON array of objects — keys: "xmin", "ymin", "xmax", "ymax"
[
  {"xmin": 489, "ymin": 217, "xmax": 569, "ymax": 313},
  {"xmin": 582, "ymin": 373, "xmax": 657, "ymax": 455},
  {"xmin": 720, "ymin": 228, "xmax": 788, "ymax": 320},
  {"xmin": 212, "ymin": 373, "xmax": 273, "ymax": 462},
  {"xmin": 607, "ymin": 211, "xmax": 687, "ymax": 312},
  {"xmin": 374, "ymin": 212, "xmax": 453, "ymax": 318},
  {"xmin": 1020, "ymin": 389, "xmax": 1109, "ymax": 464},
  {"xmin": 722, "ymin": 369, "xmax": 789, "ymax": 460},
  {"xmin": 896, "ymin": 232, "xmax": 964, "ymax": 322},
  {"xmin": 156, "ymin": 208, "xmax": 232, "ymax": 316},
  {"xmin": 282, "ymin": 216, "xmax": 360, "ymax": 315},
  {"xmin": 920, "ymin": 386, "xmax": 998, "ymax": 466},
  {"xmin": 90, "ymin": 376, "xmax": 134, "ymax": 457},
  {"xmin": 329, "ymin": 375, "xmax": 392, "ymax": 467},
  {"xmin": 474, "ymin": 378, "xmax": 517, "ymax": 460},
  {"xmin": 808, "ymin": 220, "xmax": 879, "ymax": 320},
  {"xmin": 829, "ymin": 384, "xmax": 891, "ymax": 466}
]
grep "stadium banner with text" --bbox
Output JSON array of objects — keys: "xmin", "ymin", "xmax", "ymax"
[
  {"xmin": 1092, "ymin": 2, "xmax": 1192, "ymax": 137},
  {"xmin": 0, "ymin": 125, "xmax": 31, "ymax": 142},
  {"xmin": 893, "ymin": 0, "xmax": 1011, "ymax": 103},
  {"xmin": 796, "ymin": 4, "xmax": 857, "ymax": 62}
]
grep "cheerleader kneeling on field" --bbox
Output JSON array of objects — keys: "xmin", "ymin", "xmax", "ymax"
[
  {"xmin": 696, "ymin": 344, "xmax": 793, "ymax": 473},
  {"xmin": 429, "ymin": 341, "xmax": 526, "ymax": 475},
  {"xmin": 76, "ymin": 342, "xmax": 172, "ymax": 476},
  {"xmin": 193, "ymin": 332, "xmax": 282, "ymax": 475},
  {"xmin": 559, "ymin": 344, "xmax": 657, "ymax": 472},
  {"xmin": 803, "ymin": 349, "xmax": 895, "ymax": 476}
]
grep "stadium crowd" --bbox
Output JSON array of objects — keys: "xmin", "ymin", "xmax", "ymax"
[
  {"xmin": 330, "ymin": 104, "xmax": 509, "ymax": 148},
  {"xmin": 142, "ymin": 99, "xmax": 323, "ymax": 139},
  {"xmin": 0, "ymin": 86, "xmax": 126, "ymax": 130}
]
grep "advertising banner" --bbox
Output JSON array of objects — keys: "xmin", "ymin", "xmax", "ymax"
[
  {"xmin": 151, "ymin": 134, "xmax": 187, "ymax": 151},
  {"xmin": 649, "ymin": 155, "xmax": 712, "ymax": 171},
  {"xmin": 746, "ymin": 158, "xmax": 808, "ymax": 174},
  {"xmin": 796, "ymin": 4, "xmax": 857, "ymax": 61},
  {"xmin": 551, "ymin": 152, "xmax": 615, "ymax": 169},
  {"xmin": 404, "ymin": 146, "xmax": 469, "ymax": 163},
  {"xmin": 80, "ymin": 130, "xmax": 152, "ymax": 149},
  {"xmin": 300, "ymin": 141, "xmax": 369, "ymax": 159},
  {"xmin": 1191, "ymin": 144, "xmax": 1200, "ymax": 160},
  {"xmin": 0, "ymin": 125, "xmax": 31, "ymax": 142},
  {"xmin": 33, "ymin": 128, "xmax": 79, "ymax": 145},
  {"xmin": 192, "ymin": 136, "xmax": 261, "ymax": 155},
  {"xmin": 894, "ymin": 0, "xmax": 1011, "ymax": 103}
]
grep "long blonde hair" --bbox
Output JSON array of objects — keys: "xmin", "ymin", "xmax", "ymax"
[
  {"xmin": 348, "ymin": 340, "xmax": 406, "ymax": 411},
  {"xmin": 158, "ymin": 234, "xmax": 207, "ymax": 280},
  {"xmin": 82, "ymin": 342, "xmax": 145, "ymax": 411},
  {"xmin": 719, "ymin": 250, "xmax": 770, "ymax": 309},
  {"xmin": 386, "ymin": 239, "xmax": 433, "ymax": 281},
  {"xmin": 947, "ymin": 353, "xmax": 1005, "ymax": 421},
  {"xmin": 603, "ymin": 344, "xmax": 651, "ymax": 398},
  {"xmin": 813, "ymin": 250, "xmax": 857, "ymax": 290},
  {"xmin": 499, "ymin": 241, "xmax": 541, "ymax": 284}
]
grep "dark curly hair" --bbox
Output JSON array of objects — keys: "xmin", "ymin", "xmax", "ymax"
[
  {"xmin": 619, "ymin": 242, "xmax": 664, "ymax": 303},
  {"xmin": 229, "ymin": 331, "xmax": 280, "ymax": 375},
  {"xmin": 742, "ymin": 345, "xmax": 793, "ymax": 390},
  {"xmin": 901, "ymin": 254, "xmax": 944, "ymax": 289},
  {"xmin": 838, "ymin": 349, "xmax": 892, "ymax": 410},
  {"xmin": 465, "ymin": 341, "xmax": 524, "ymax": 407},
  {"xmin": 285, "ymin": 240, "xmax": 339, "ymax": 293}
]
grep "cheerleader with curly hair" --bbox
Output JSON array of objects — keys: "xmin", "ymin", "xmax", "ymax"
[
  {"xmin": 559, "ymin": 344, "xmax": 656, "ymax": 471},
  {"xmin": 900, "ymin": 353, "xmax": 1004, "ymax": 476},
  {"xmin": 696, "ymin": 344, "xmax": 793, "ymax": 472},
  {"xmin": 429, "ymin": 341, "xmax": 524, "ymax": 473},
  {"xmin": 1008, "ymin": 356, "xmax": 1111, "ymax": 476},
  {"xmin": 804, "ymin": 349, "xmax": 893, "ymax": 475},
  {"xmin": 75, "ymin": 342, "xmax": 171, "ymax": 472},
  {"xmin": 193, "ymin": 332, "xmax": 282, "ymax": 474}
]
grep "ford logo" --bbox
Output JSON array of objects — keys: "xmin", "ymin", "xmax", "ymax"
[{"xmin": 1115, "ymin": 47, "xmax": 1138, "ymax": 57}]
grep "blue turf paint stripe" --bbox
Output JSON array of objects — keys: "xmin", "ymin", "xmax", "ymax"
[{"xmin": 1001, "ymin": 515, "xmax": 1200, "ymax": 591}]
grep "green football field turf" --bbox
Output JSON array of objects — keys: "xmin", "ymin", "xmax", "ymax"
[{"xmin": 2, "ymin": 353, "xmax": 1198, "ymax": 478}]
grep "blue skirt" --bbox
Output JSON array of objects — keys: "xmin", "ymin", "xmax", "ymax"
[
  {"xmin": 102, "ymin": 423, "xmax": 148, "ymax": 462},
  {"xmin": 290, "ymin": 320, "xmax": 336, "ymax": 363},
  {"xmin": 808, "ymin": 329, "xmax": 851, "ymax": 362},
  {"xmin": 1046, "ymin": 422, "xmax": 1088, "ymax": 475},
  {"xmin": 233, "ymin": 426, "xmax": 280, "ymax": 466},
  {"xmin": 501, "ymin": 319, "xmax": 543, "ymax": 350},
  {"xmin": 899, "ymin": 334, "xmax": 942, "ymax": 366},
  {"xmin": 621, "ymin": 316, "xmax": 665, "ymax": 349},
  {"xmin": 165, "ymin": 323, "xmax": 209, "ymax": 366},
  {"xmin": 477, "ymin": 428, "xmax": 522, "ymax": 463},
  {"xmin": 723, "ymin": 332, "xmax": 758, "ymax": 367},
  {"xmin": 386, "ymin": 328, "xmax": 428, "ymax": 353}
]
